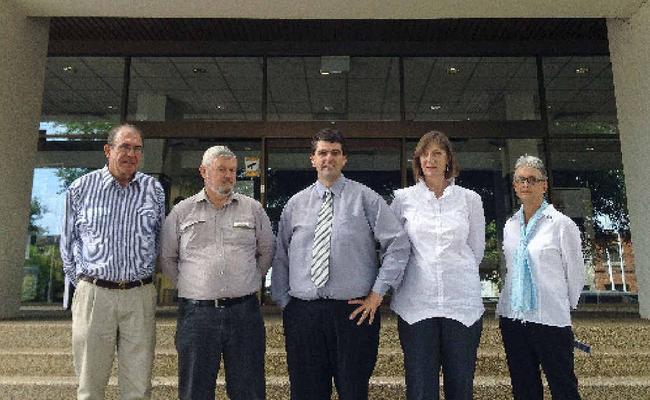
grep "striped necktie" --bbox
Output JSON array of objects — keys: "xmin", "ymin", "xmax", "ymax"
[{"xmin": 310, "ymin": 190, "xmax": 333, "ymax": 288}]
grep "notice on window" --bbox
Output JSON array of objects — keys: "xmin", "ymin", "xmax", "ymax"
[{"xmin": 245, "ymin": 156, "xmax": 260, "ymax": 177}]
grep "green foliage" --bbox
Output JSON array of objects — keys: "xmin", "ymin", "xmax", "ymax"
[
  {"xmin": 22, "ymin": 244, "xmax": 64, "ymax": 302},
  {"xmin": 54, "ymin": 120, "xmax": 114, "ymax": 136},
  {"xmin": 484, "ymin": 220, "xmax": 500, "ymax": 265},
  {"xmin": 29, "ymin": 198, "xmax": 47, "ymax": 236},
  {"xmin": 574, "ymin": 169, "xmax": 630, "ymax": 234},
  {"xmin": 52, "ymin": 120, "xmax": 113, "ymax": 192},
  {"xmin": 55, "ymin": 167, "xmax": 94, "ymax": 193}
]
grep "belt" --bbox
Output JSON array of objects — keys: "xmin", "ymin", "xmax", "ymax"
[
  {"xmin": 179, "ymin": 293, "xmax": 256, "ymax": 308},
  {"xmin": 79, "ymin": 274, "xmax": 153, "ymax": 290}
]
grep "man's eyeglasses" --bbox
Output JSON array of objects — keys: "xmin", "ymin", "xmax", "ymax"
[
  {"xmin": 111, "ymin": 144, "xmax": 143, "ymax": 155},
  {"xmin": 513, "ymin": 176, "xmax": 546, "ymax": 186}
]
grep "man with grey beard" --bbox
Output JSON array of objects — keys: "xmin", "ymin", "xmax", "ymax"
[{"xmin": 159, "ymin": 145, "xmax": 274, "ymax": 400}]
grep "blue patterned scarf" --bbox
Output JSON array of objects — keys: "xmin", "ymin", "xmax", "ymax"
[{"xmin": 510, "ymin": 200, "xmax": 549, "ymax": 314}]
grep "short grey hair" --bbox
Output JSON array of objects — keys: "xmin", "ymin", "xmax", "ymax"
[
  {"xmin": 107, "ymin": 124, "xmax": 142, "ymax": 145},
  {"xmin": 514, "ymin": 154, "xmax": 547, "ymax": 179},
  {"xmin": 202, "ymin": 145, "xmax": 236, "ymax": 166}
]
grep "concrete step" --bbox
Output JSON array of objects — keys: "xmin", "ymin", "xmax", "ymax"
[
  {"xmin": 1, "ymin": 348, "xmax": 648, "ymax": 379},
  {"xmin": 1, "ymin": 375, "xmax": 650, "ymax": 400},
  {"xmin": 1, "ymin": 316, "xmax": 649, "ymax": 351}
]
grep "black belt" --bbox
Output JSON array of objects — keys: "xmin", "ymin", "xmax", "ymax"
[
  {"xmin": 179, "ymin": 293, "xmax": 256, "ymax": 308},
  {"xmin": 79, "ymin": 274, "xmax": 153, "ymax": 290}
]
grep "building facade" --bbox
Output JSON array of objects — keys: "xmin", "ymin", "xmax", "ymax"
[{"xmin": 2, "ymin": 0, "xmax": 650, "ymax": 318}]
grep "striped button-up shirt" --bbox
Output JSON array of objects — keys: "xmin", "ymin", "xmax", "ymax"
[{"xmin": 60, "ymin": 166, "xmax": 165, "ymax": 284}]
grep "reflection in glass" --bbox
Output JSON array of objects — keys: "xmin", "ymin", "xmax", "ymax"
[
  {"xmin": 550, "ymin": 138, "xmax": 635, "ymax": 294},
  {"xmin": 404, "ymin": 57, "xmax": 539, "ymax": 121},
  {"xmin": 267, "ymin": 57, "xmax": 400, "ymax": 121},
  {"xmin": 41, "ymin": 57, "xmax": 124, "ymax": 139},
  {"xmin": 23, "ymin": 167, "xmax": 98, "ymax": 303},
  {"xmin": 544, "ymin": 56, "xmax": 618, "ymax": 136},
  {"xmin": 128, "ymin": 57, "xmax": 263, "ymax": 121}
]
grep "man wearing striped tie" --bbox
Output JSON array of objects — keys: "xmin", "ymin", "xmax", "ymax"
[
  {"xmin": 60, "ymin": 124, "xmax": 165, "ymax": 399},
  {"xmin": 271, "ymin": 128, "xmax": 410, "ymax": 400}
]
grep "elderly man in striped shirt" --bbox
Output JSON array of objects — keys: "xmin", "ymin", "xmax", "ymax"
[{"xmin": 60, "ymin": 123, "xmax": 165, "ymax": 400}]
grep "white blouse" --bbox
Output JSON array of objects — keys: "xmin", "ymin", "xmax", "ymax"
[
  {"xmin": 390, "ymin": 181, "xmax": 486, "ymax": 327},
  {"xmin": 497, "ymin": 204, "xmax": 585, "ymax": 327}
]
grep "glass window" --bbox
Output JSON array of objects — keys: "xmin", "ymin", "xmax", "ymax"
[
  {"xmin": 267, "ymin": 57, "xmax": 400, "ymax": 121},
  {"xmin": 23, "ymin": 166, "xmax": 99, "ymax": 303},
  {"xmin": 549, "ymin": 138, "xmax": 635, "ymax": 293},
  {"xmin": 128, "ymin": 57, "xmax": 263, "ymax": 121},
  {"xmin": 41, "ymin": 57, "xmax": 124, "ymax": 138},
  {"xmin": 544, "ymin": 56, "xmax": 618, "ymax": 136},
  {"xmin": 404, "ymin": 57, "xmax": 540, "ymax": 121}
]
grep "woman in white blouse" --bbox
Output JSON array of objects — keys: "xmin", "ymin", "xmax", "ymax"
[
  {"xmin": 390, "ymin": 131, "xmax": 485, "ymax": 400},
  {"xmin": 497, "ymin": 155, "xmax": 585, "ymax": 400}
]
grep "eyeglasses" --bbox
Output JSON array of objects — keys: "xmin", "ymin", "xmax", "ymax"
[
  {"xmin": 111, "ymin": 144, "xmax": 143, "ymax": 155},
  {"xmin": 513, "ymin": 176, "xmax": 546, "ymax": 186}
]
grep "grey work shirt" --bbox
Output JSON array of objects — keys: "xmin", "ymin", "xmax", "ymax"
[
  {"xmin": 159, "ymin": 190, "xmax": 274, "ymax": 300},
  {"xmin": 271, "ymin": 175, "xmax": 411, "ymax": 308}
]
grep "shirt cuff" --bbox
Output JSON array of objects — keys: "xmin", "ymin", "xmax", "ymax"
[{"xmin": 371, "ymin": 281, "xmax": 390, "ymax": 296}]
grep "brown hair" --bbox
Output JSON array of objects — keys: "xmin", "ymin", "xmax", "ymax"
[
  {"xmin": 311, "ymin": 128, "xmax": 347, "ymax": 155},
  {"xmin": 412, "ymin": 130, "xmax": 459, "ymax": 182}
]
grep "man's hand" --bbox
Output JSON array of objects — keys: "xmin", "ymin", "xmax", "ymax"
[{"xmin": 348, "ymin": 291, "xmax": 383, "ymax": 326}]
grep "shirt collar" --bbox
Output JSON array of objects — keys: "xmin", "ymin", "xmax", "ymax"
[
  {"xmin": 314, "ymin": 174, "xmax": 346, "ymax": 198},
  {"xmin": 196, "ymin": 188, "xmax": 239, "ymax": 207},
  {"xmin": 100, "ymin": 165, "xmax": 142, "ymax": 189},
  {"xmin": 416, "ymin": 178, "xmax": 455, "ymax": 199}
]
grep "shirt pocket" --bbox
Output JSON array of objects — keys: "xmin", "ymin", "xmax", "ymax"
[
  {"xmin": 540, "ymin": 246, "xmax": 562, "ymax": 264},
  {"xmin": 179, "ymin": 219, "xmax": 208, "ymax": 251},
  {"xmin": 78, "ymin": 206, "xmax": 111, "ymax": 238},
  {"xmin": 224, "ymin": 218, "xmax": 256, "ymax": 246},
  {"xmin": 136, "ymin": 206, "xmax": 159, "ymax": 236}
]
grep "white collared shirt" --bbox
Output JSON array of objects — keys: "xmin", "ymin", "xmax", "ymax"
[
  {"xmin": 497, "ymin": 204, "xmax": 585, "ymax": 327},
  {"xmin": 390, "ymin": 181, "xmax": 486, "ymax": 327}
]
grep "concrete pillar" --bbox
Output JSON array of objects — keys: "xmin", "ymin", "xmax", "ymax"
[
  {"xmin": 0, "ymin": 1, "xmax": 50, "ymax": 318},
  {"xmin": 608, "ymin": 5, "xmax": 650, "ymax": 318}
]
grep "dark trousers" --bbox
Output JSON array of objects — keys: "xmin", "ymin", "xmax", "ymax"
[
  {"xmin": 282, "ymin": 297, "xmax": 381, "ymax": 400},
  {"xmin": 398, "ymin": 316, "xmax": 482, "ymax": 400},
  {"xmin": 499, "ymin": 317, "xmax": 580, "ymax": 400},
  {"xmin": 175, "ymin": 295, "xmax": 266, "ymax": 400}
]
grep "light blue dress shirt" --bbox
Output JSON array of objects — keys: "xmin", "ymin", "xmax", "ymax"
[{"xmin": 271, "ymin": 175, "xmax": 411, "ymax": 308}]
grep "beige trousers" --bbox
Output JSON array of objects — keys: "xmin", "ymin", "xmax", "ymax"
[{"xmin": 71, "ymin": 279, "xmax": 157, "ymax": 400}]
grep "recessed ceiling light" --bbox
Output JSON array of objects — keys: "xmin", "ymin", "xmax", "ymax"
[
  {"xmin": 429, "ymin": 105, "xmax": 442, "ymax": 111},
  {"xmin": 575, "ymin": 67, "xmax": 590, "ymax": 75},
  {"xmin": 216, "ymin": 105, "xmax": 225, "ymax": 110},
  {"xmin": 193, "ymin": 67, "xmax": 207, "ymax": 74},
  {"xmin": 62, "ymin": 66, "xmax": 75, "ymax": 73},
  {"xmin": 447, "ymin": 66, "xmax": 460, "ymax": 75},
  {"xmin": 323, "ymin": 105, "xmax": 334, "ymax": 112}
]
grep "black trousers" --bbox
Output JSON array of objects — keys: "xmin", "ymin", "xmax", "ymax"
[
  {"xmin": 283, "ymin": 297, "xmax": 380, "ymax": 400},
  {"xmin": 175, "ymin": 296, "xmax": 266, "ymax": 400},
  {"xmin": 499, "ymin": 317, "xmax": 580, "ymax": 400},
  {"xmin": 398, "ymin": 316, "xmax": 482, "ymax": 400}
]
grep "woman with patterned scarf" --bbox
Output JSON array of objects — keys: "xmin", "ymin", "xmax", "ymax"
[{"xmin": 496, "ymin": 155, "xmax": 585, "ymax": 400}]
